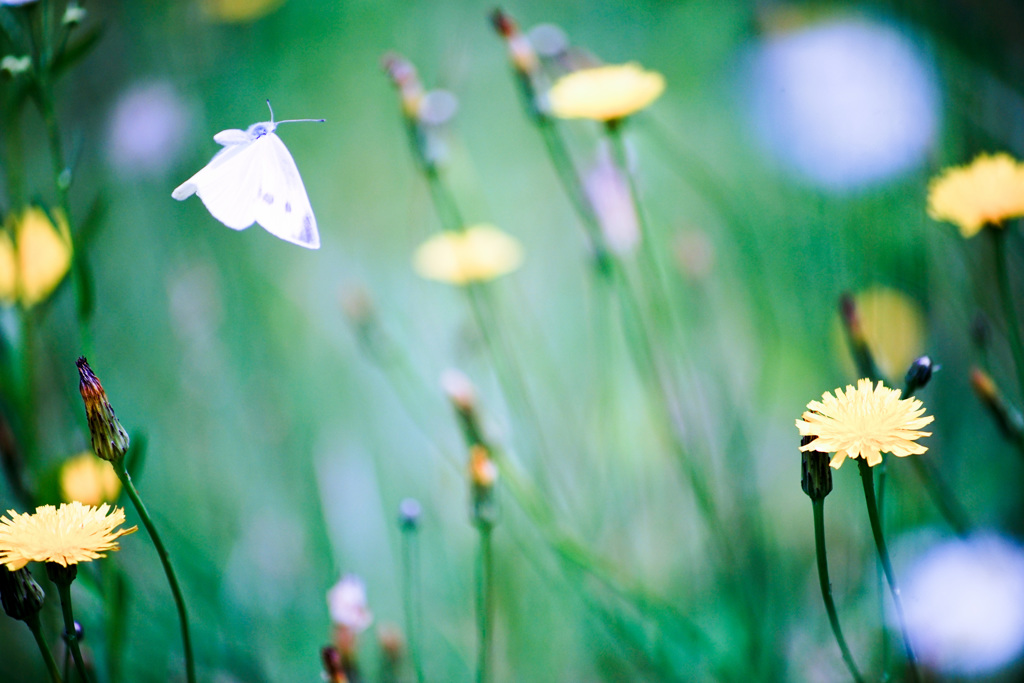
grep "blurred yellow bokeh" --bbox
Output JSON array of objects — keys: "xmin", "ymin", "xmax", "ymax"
[
  {"xmin": 0, "ymin": 207, "xmax": 72, "ymax": 308},
  {"xmin": 201, "ymin": 0, "xmax": 284, "ymax": 23},
  {"xmin": 547, "ymin": 63, "xmax": 665, "ymax": 121},
  {"xmin": 413, "ymin": 224, "xmax": 523, "ymax": 285},
  {"xmin": 61, "ymin": 452, "xmax": 122, "ymax": 507},
  {"xmin": 835, "ymin": 287, "xmax": 926, "ymax": 381}
]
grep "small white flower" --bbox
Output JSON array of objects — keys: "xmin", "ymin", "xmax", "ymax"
[
  {"xmin": 327, "ymin": 574, "xmax": 373, "ymax": 633},
  {"xmin": 62, "ymin": 3, "xmax": 86, "ymax": 25},
  {"xmin": 0, "ymin": 55, "xmax": 32, "ymax": 76}
]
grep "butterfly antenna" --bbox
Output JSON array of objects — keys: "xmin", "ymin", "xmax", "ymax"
[
  {"xmin": 266, "ymin": 99, "xmax": 274, "ymax": 123},
  {"xmin": 276, "ymin": 118, "xmax": 327, "ymax": 125}
]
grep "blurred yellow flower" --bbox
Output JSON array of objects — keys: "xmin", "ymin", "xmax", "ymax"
[
  {"xmin": 0, "ymin": 502, "xmax": 137, "ymax": 570},
  {"xmin": 836, "ymin": 287, "xmax": 925, "ymax": 380},
  {"xmin": 413, "ymin": 224, "xmax": 523, "ymax": 285},
  {"xmin": 61, "ymin": 452, "xmax": 121, "ymax": 507},
  {"xmin": 201, "ymin": 0, "xmax": 283, "ymax": 22},
  {"xmin": 0, "ymin": 207, "xmax": 72, "ymax": 308},
  {"xmin": 547, "ymin": 63, "xmax": 665, "ymax": 121},
  {"xmin": 927, "ymin": 153, "xmax": 1024, "ymax": 238},
  {"xmin": 796, "ymin": 379, "xmax": 933, "ymax": 469}
]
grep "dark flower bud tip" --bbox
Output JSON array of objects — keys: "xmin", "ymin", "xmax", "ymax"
[{"xmin": 77, "ymin": 357, "xmax": 130, "ymax": 464}]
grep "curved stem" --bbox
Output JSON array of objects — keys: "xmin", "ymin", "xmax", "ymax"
[
  {"xmin": 24, "ymin": 611, "xmax": 63, "ymax": 683},
  {"xmin": 53, "ymin": 578, "xmax": 94, "ymax": 683},
  {"xmin": 812, "ymin": 499, "xmax": 865, "ymax": 683},
  {"xmin": 475, "ymin": 524, "xmax": 494, "ymax": 683},
  {"xmin": 993, "ymin": 229, "xmax": 1024, "ymax": 403},
  {"xmin": 857, "ymin": 459, "xmax": 919, "ymax": 682},
  {"xmin": 114, "ymin": 464, "xmax": 196, "ymax": 683}
]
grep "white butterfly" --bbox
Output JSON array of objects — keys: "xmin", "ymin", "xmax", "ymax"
[{"xmin": 173, "ymin": 101, "xmax": 324, "ymax": 249}]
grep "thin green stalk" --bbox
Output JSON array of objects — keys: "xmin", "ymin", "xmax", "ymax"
[
  {"xmin": 475, "ymin": 524, "xmax": 494, "ymax": 683},
  {"xmin": 52, "ymin": 577, "xmax": 93, "ymax": 683},
  {"xmin": 529, "ymin": 106, "xmax": 727, "ymax": 537},
  {"xmin": 857, "ymin": 459, "xmax": 919, "ymax": 682},
  {"xmin": 418, "ymin": 164, "xmax": 554, "ymax": 472},
  {"xmin": 993, "ymin": 229, "xmax": 1024, "ymax": 403},
  {"xmin": 113, "ymin": 465, "xmax": 196, "ymax": 683},
  {"xmin": 605, "ymin": 122, "xmax": 678, "ymax": 339},
  {"xmin": 812, "ymin": 499, "xmax": 865, "ymax": 683},
  {"xmin": 25, "ymin": 611, "xmax": 63, "ymax": 683},
  {"xmin": 401, "ymin": 524, "xmax": 425, "ymax": 683},
  {"xmin": 33, "ymin": 77, "xmax": 92, "ymax": 352}
]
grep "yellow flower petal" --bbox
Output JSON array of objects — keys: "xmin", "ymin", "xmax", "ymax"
[
  {"xmin": 547, "ymin": 63, "xmax": 665, "ymax": 121},
  {"xmin": 927, "ymin": 153, "xmax": 1024, "ymax": 238},
  {"xmin": 0, "ymin": 502, "xmax": 136, "ymax": 570},
  {"xmin": 795, "ymin": 378, "xmax": 933, "ymax": 469},
  {"xmin": 413, "ymin": 224, "xmax": 523, "ymax": 285},
  {"xmin": 60, "ymin": 452, "xmax": 122, "ymax": 507}
]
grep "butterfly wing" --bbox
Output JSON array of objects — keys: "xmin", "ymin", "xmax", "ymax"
[
  {"xmin": 251, "ymin": 133, "xmax": 320, "ymax": 249},
  {"xmin": 172, "ymin": 141, "xmax": 263, "ymax": 231}
]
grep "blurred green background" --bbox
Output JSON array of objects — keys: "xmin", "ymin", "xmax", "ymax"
[{"xmin": 4, "ymin": 0, "xmax": 1024, "ymax": 680}]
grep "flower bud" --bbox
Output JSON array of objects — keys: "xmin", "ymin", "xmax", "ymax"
[
  {"xmin": 76, "ymin": 357, "xmax": 130, "ymax": 464},
  {"xmin": 398, "ymin": 498, "xmax": 421, "ymax": 531},
  {"xmin": 469, "ymin": 444, "xmax": 499, "ymax": 527},
  {"xmin": 0, "ymin": 567, "xmax": 45, "ymax": 622},
  {"xmin": 904, "ymin": 356, "xmax": 937, "ymax": 394},
  {"xmin": 800, "ymin": 435, "xmax": 833, "ymax": 501}
]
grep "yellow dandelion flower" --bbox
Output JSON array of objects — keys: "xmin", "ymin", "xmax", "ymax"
[
  {"xmin": 795, "ymin": 378, "xmax": 934, "ymax": 469},
  {"xmin": 60, "ymin": 452, "xmax": 122, "ymax": 507},
  {"xmin": 0, "ymin": 502, "xmax": 137, "ymax": 570},
  {"xmin": 927, "ymin": 153, "xmax": 1024, "ymax": 238},
  {"xmin": 547, "ymin": 63, "xmax": 665, "ymax": 121},
  {"xmin": 0, "ymin": 207, "xmax": 72, "ymax": 308},
  {"xmin": 413, "ymin": 224, "xmax": 523, "ymax": 285}
]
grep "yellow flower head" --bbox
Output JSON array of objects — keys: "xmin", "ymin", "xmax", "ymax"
[
  {"xmin": 795, "ymin": 378, "xmax": 933, "ymax": 469},
  {"xmin": 547, "ymin": 63, "xmax": 665, "ymax": 121},
  {"xmin": 0, "ymin": 207, "xmax": 72, "ymax": 308},
  {"xmin": 413, "ymin": 224, "xmax": 523, "ymax": 285},
  {"xmin": 60, "ymin": 452, "xmax": 122, "ymax": 507},
  {"xmin": 927, "ymin": 153, "xmax": 1024, "ymax": 238},
  {"xmin": 0, "ymin": 502, "xmax": 137, "ymax": 570}
]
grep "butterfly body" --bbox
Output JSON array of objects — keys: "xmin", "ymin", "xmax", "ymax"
[{"xmin": 173, "ymin": 105, "xmax": 322, "ymax": 249}]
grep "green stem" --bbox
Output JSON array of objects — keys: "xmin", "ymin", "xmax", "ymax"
[
  {"xmin": 857, "ymin": 459, "xmax": 919, "ymax": 682},
  {"xmin": 52, "ymin": 576, "xmax": 93, "ymax": 683},
  {"xmin": 33, "ymin": 77, "xmax": 92, "ymax": 350},
  {"xmin": 401, "ymin": 524, "xmax": 425, "ymax": 683},
  {"xmin": 475, "ymin": 523, "xmax": 494, "ymax": 683},
  {"xmin": 24, "ymin": 611, "xmax": 64, "ymax": 683},
  {"xmin": 812, "ymin": 499, "xmax": 865, "ymax": 683},
  {"xmin": 113, "ymin": 464, "xmax": 196, "ymax": 683},
  {"xmin": 993, "ymin": 229, "xmax": 1024, "ymax": 403}
]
